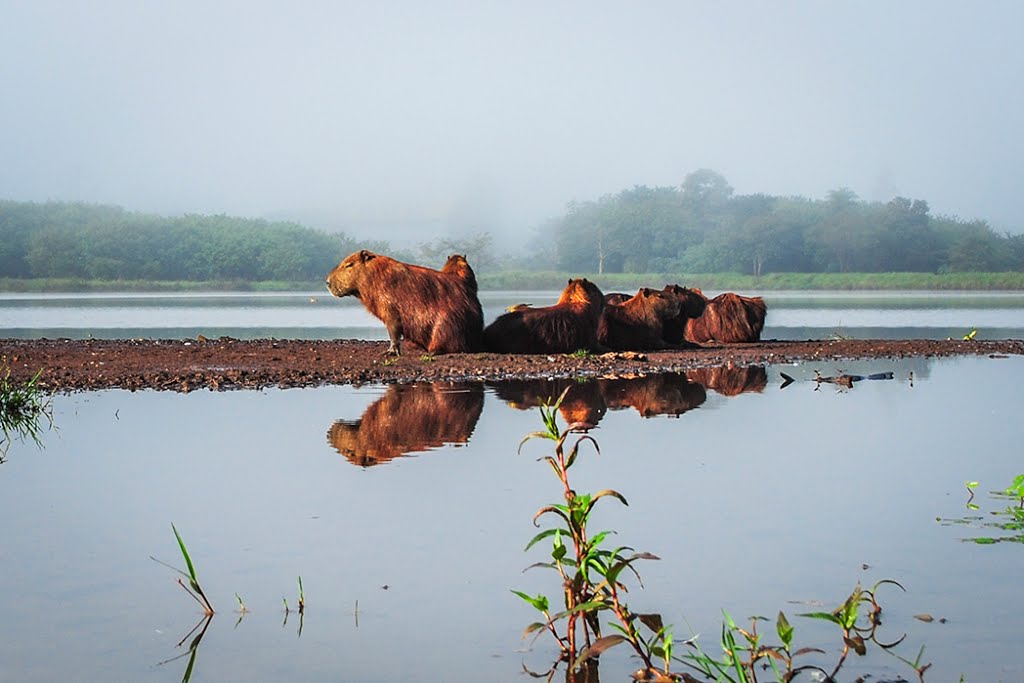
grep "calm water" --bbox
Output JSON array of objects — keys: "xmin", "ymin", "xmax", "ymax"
[
  {"xmin": 1, "ymin": 356, "xmax": 1023, "ymax": 682},
  {"xmin": 1, "ymin": 292, "xmax": 1023, "ymax": 682},
  {"xmin": 2, "ymin": 290, "xmax": 1024, "ymax": 340}
]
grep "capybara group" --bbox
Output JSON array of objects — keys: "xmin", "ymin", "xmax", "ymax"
[
  {"xmin": 685, "ymin": 292, "xmax": 767, "ymax": 343},
  {"xmin": 483, "ymin": 278, "xmax": 606, "ymax": 354},
  {"xmin": 325, "ymin": 250, "xmax": 484, "ymax": 355}
]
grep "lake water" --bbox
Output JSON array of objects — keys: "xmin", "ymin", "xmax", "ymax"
[
  {"xmin": 1, "ymin": 292, "xmax": 1023, "ymax": 682},
  {"xmin": 2, "ymin": 289, "xmax": 1024, "ymax": 340}
]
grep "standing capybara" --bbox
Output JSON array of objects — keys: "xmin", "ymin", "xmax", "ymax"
[
  {"xmin": 685, "ymin": 292, "xmax": 767, "ymax": 343},
  {"xmin": 483, "ymin": 278, "xmax": 606, "ymax": 354},
  {"xmin": 325, "ymin": 249, "xmax": 484, "ymax": 355},
  {"xmin": 661, "ymin": 284, "xmax": 708, "ymax": 346},
  {"xmin": 441, "ymin": 253, "xmax": 478, "ymax": 295},
  {"xmin": 598, "ymin": 287, "xmax": 682, "ymax": 350}
]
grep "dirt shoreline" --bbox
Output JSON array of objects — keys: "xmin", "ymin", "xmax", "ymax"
[{"xmin": 2, "ymin": 337, "xmax": 1022, "ymax": 393}]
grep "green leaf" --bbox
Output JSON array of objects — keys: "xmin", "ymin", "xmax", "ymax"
[
  {"xmin": 776, "ymin": 611, "xmax": 794, "ymax": 648},
  {"xmin": 511, "ymin": 590, "xmax": 550, "ymax": 613},
  {"xmin": 171, "ymin": 523, "xmax": 198, "ymax": 585},
  {"xmin": 798, "ymin": 611, "xmax": 843, "ymax": 626},
  {"xmin": 524, "ymin": 528, "xmax": 559, "ymax": 551}
]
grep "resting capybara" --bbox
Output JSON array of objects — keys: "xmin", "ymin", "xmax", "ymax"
[
  {"xmin": 325, "ymin": 249, "xmax": 484, "ymax": 355},
  {"xmin": 661, "ymin": 284, "xmax": 708, "ymax": 346},
  {"xmin": 483, "ymin": 278, "xmax": 606, "ymax": 354},
  {"xmin": 441, "ymin": 253, "xmax": 478, "ymax": 295},
  {"xmin": 326, "ymin": 382, "xmax": 485, "ymax": 467},
  {"xmin": 685, "ymin": 292, "xmax": 767, "ymax": 343},
  {"xmin": 598, "ymin": 287, "xmax": 681, "ymax": 350}
]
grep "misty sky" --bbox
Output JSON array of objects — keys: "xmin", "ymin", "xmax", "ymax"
[{"xmin": 2, "ymin": 1, "xmax": 1022, "ymax": 245}]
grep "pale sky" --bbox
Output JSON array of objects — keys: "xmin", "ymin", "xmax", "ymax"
[{"xmin": 2, "ymin": 1, "xmax": 1022, "ymax": 246}]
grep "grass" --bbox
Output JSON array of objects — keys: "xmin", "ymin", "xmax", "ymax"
[{"xmin": 0, "ymin": 360, "xmax": 54, "ymax": 459}]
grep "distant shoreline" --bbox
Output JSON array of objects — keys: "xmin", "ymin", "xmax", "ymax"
[{"xmin": 3, "ymin": 271, "xmax": 1024, "ymax": 293}]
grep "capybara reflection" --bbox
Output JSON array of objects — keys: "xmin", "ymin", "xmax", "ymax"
[
  {"xmin": 483, "ymin": 278, "xmax": 606, "ymax": 354},
  {"xmin": 686, "ymin": 365, "xmax": 768, "ymax": 396},
  {"xmin": 599, "ymin": 373, "xmax": 707, "ymax": 418},
  {"xmin": 598, "ymin": 288, "xmax": 681, "ymax": 351},
  {"xmin": 325, "ymin": 249, "xmax": 484, "ymax": 355},
  {"xmin": 685, "ymin": 292, "xmax": 767, "ymax": 343},
  {"xmin": 326, "ymin": 382, "xmax": 485, "ymax": 467},
  {"xmin": 661, "ymin": 284, "xmax": 708, "ymax": 346},
  {"xmin": 488, "ymin": 378, "xmax": 607, "ymax": 427}
]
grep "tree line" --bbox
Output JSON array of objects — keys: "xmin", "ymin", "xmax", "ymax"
[
  {"xmin": 0, "ymin": 200, "xmax": 375, "ymax": 282},
  {"xmin": 546, "ymin": 169, "xmax": 1024, "ymax": 275},
  {"xmin": 3, "ymin": 171, "xmax": 1023, "ymax": 286}
]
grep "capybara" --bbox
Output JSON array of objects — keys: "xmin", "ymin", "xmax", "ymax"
[
  {"xmin": 685, "ymin": 292, "xmax": 767, "ymax": 343},
  {"xmin": 441, "ymin": 253, "xmax": 478, "ymax": 295},
  {"xmin": 661, "ymin": 284, "xmax": 708, "ymax": 346},
  {"xmin": 326, "ymin": 382, "xmax": 485, "ymax": 467},
  {"xmin": 598, "ymin": 287, "xmax": 681, "ymax": 350},
  {"xmin": 325, "ymin": 249, "xmax": 484, "ymax": 355},
  {"xmin": 483, "ymin": 278, "xmax": 606, "ymax": 354}
]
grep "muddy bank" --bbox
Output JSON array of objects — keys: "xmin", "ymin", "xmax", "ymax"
[{"xmin": 1, "ymin": 337, "xmax": 1021, "ymax": 393}]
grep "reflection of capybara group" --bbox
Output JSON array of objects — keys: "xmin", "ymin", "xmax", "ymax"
[
  {"xmin": 325, "ymin": 250, "xmax": 767, "ymax": 353},
  {"xmin": 488, "ymin": 363, "xmax": 768, "ymax": 427}
]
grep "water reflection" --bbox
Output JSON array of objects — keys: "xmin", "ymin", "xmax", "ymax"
[
  {"xmin": 324, "ymin": 368, "xmax": 772, "ymax": 466},
  {"xmin": 685, "ymin": 365, "xmax": 767, "ymax": 396},
  {"xmin": 326, "ymin": 382, "xmax": 485, "ymax": 466}
]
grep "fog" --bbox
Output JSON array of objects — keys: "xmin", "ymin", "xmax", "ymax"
[{"xmin": 2, "ymin": 1, "xmax": 1022, "ymax": 246}]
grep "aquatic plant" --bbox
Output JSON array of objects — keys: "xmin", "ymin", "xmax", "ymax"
[
  {"xmin": 515, "ymin": 389, "xmax": 931, "ymax": 682},
  {"xmin": 941, "ymin": 475, "xmax": 1024, "ymax": 544},
  {"xmin": 150, "ymin": 524, "xmax": 215, "ymax": 615},
  {"xmin": 0, "ymin": 361, "xmax": 54, "ymax": 459},
  {"xmin": 679, "ymin": 581, "xmax": 928, "ymax": 682},
  {"xmin": 568, "ymin": 348, "xmax": 592, "ymax": 358},
  {"xmin": 514, "ymin": 388, "xmax": 670, "ymax": 680}
]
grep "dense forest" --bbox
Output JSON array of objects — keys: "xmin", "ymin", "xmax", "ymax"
[
  {"xmin": 546, "ymin": 170, "xmax": 1024, "ymax": 275},
  {"xmin": 0, "ymin": 200, "xmax": 377, "ymax": 283},
  {"xmin": 2, "ymin": 169, "xmax": 1023, "ymax": 287}
]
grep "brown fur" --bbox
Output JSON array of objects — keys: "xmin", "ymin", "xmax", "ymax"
[
  {"xmin": 483, "ymin": 278, "xmax": 606, "ymax": 354},
  {"xmin": 598, "ymin": 287, "xmax": 681, "ymax": 350},
  {"xmin": 598, "ymin": 373, "xmax": 707, "ymax": 417},
  {"xmin": 440, "ymin": 253, "xmax": 478, "ymax": 295},
  {"xmin": 685, "ymin": 292, "xmax": 767, "ymax": 343},
  {"xmin": 661, "ymin": 284, "xmax": 708, "ymax": 346},
  {"xmin": 325, "ymin": 249, "xmax": 484, "ymax": 355},
  {"xmin": 326, "ymin": 382, "xmax": 484, "ymax": 467},
  {"xmin": 604, "ymin": 292, "xmax": 631, "ymax": 306},
  {"xmin": 686, "ymin": 365, "xmax": 768, "ymax": 396}
]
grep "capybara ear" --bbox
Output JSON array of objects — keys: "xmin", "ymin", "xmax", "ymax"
[
  {"xmin": 359, "ymin": 250, "xmax": 375, "ymax": 262},
  {"xmin": 641, "ymin": 287, "xmax": 653, "ymax": 297}
]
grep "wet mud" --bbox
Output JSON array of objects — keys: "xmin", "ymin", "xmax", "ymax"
[{"xmin": 1, "ymin": 336, "xmax": 1021, "ymax": 393}]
